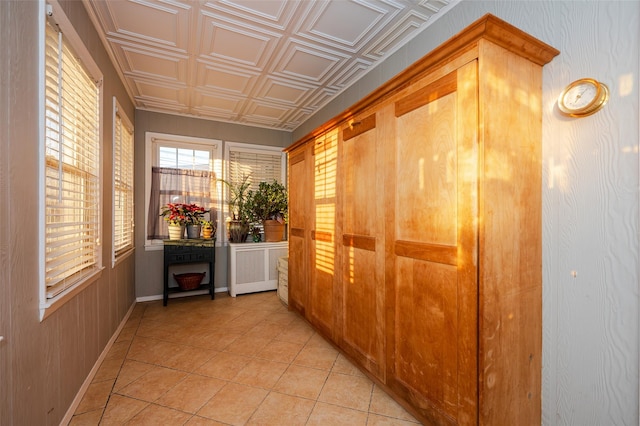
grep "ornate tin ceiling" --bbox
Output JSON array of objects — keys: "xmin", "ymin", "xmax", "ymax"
[{"xmin": 84, "ymin": 0, "xmax": 455, "ymax": 131}]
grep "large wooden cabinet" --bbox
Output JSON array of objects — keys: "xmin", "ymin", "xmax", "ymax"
[{"xmin": 285, "ymin": 15, "xmax": 558, "ymax": 426}]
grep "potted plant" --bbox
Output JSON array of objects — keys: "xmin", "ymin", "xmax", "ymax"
[
  {"xmin": 246, "ymin": 180, "xmax": 288, "ymax": 242},
  {"xmin": 250, "ymin": 225, "xmax": 261, "ymax": 242},
  {"xmin": 219, "ymin": 175, "xmax": 252, "ymax": 243},
  {"xmin": 201, "ymin": 219, "xmax": 217, "ymax": 240},
  {"xmin": 160, "ymin": 203, "xmax": 188, "ymax": 239},
  {"xmin": 184, "ymin": 203, "xmax": 208, "ymax": 238},
  {"xmin": 161, "ymin": 203, "xmax": 209, "ymax": 239}
]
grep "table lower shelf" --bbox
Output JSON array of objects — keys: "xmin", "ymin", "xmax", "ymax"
[
  {"xmin": 163, "ymin": 239, "xmax": 216, "ymax": 306},
  {"xmin": 166, "ymin": 283, "xmax": 214, "ymax": 300}
]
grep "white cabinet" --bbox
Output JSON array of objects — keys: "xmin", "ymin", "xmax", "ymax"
[{"xmin": 228, "ymin": 241, "xmax": 288, "ymax": 297}]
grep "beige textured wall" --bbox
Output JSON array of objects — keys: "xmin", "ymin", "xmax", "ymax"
[{"xmin": 0, "ymin": 1, "xmax": 136, "ymax": 424}]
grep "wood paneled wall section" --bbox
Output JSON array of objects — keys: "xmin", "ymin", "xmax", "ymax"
[
  {"xmin": 1, "ymin": 2, "xmax": 137, "ymax": 424},
  {"xmin": 285, "ymin": 14, "xmax": 559, "ymax": 426}
]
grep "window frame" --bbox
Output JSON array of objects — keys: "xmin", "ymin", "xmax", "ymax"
[
  {"xmin": 39, "ymin": 0, "xmax": 104, "ymax": 320},
  {"xmin": 144, "ymin": 132, "xmax": 223, "ymax": 250},
  {"xmin": 112, "ymin": 97, "xmax": 134, "ymax": 267}
]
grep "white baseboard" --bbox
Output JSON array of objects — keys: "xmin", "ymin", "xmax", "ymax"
[
  {"xmin": 135, "ymin": 286, "xmax": 229, "ymax": 303},
  {"xmin": 60, "ymin": 300, "xmax": 137, "ymax": 425}
]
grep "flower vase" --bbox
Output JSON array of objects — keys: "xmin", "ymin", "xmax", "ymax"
[
  {"xmin": 186, "ymin": 224, "xmax": 201, "ymax": 239},
  {"xmin": 202, "ymin": 227, "xmax": 213, "ymax": 239},
  {"xmin": 263, "ymin": 220, "xmax": 285, "ymax": 242},
  {"xmin": 227, "ymin": 220, "xmax": 249, "ymax": 243},
  {"xmin": 168, "ymin": 224, "xmax": 185, "ymax": 240}
]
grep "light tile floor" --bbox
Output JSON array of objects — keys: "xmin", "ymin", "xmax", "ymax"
[{"xmin": 69, "ymin": 291, "xmax": 421, "ymax": 425}]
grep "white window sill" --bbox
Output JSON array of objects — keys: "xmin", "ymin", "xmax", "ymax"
[{"xmin": 145, "ymin": 240, "xmax": 223, "ymax": 251}]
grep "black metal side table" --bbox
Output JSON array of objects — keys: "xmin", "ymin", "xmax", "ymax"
[{"xmin": 163, "ymin": 238, "xmax": 216, "ymax": 306}]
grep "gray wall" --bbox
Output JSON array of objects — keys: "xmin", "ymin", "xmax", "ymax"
[
  {"xmin": 133, "ymin": 110, "xmax": 291, "ymax": 299},
  {"xmin": 294, "ymin": 1, "xmax": 640, "ymax": 424},
  {"xmin": 0, "ymin": 1, "xmax": 136, "ymax": 424}
]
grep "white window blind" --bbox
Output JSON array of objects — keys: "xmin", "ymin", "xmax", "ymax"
[
  {"xmin": 44, "ymin": 18, "xmax": 100, "ymax": 299},
  {"xmin": 228, "ymin": 148, "xmax": 284, "ymax": 191},
  {"xmin": 113, "ymin": 102, "xmax": 134, "ymax": 262}
]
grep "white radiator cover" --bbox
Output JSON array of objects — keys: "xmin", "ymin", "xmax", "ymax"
[{"xmin": 228, "ymin": 241, "xmax": 288, "ymax": 297}]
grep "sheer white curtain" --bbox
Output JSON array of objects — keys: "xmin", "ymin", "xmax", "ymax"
[{"xmin": 147, "ymin": 167, "xmax": 217, "ymax": 239}]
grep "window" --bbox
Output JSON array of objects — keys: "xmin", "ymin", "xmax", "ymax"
[
  {"xmin": 144, "ymin": 137, "xmax": 283, "ymax": 247},
  {"xmin": 222, "ymin": 142, "xmax": 286, "ymax": 242},
  {"xmin": 145, "ymin": 133, "xmax": 222, "ymax": 248},
  {"xmin": 113, "ymin": 99, "xmax": 134, "ymax": 265},
  {"xmin": 41, "ymin": 4, "xmax": 103, "ymax": 317}
]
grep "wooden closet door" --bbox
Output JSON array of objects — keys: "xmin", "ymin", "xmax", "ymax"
[
  {"xmin": 339, "ymin": 113, "xmax": 385, "ymax": 379},
  {"xmin": 287, "ymin": 144, "xmax": 310, "ymax": 315},
  {"xmin": 308, "ymin": 130, "xmax": 339, "ymax": 336},
  {"xmin": 386, "ymin": 62, "xmax": 479, "ymax": 425}
]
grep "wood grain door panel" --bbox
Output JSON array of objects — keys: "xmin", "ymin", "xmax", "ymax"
[
  {"xmin": 389, "ymin": 65, "xmax": 479, "ymax": 425},
  {"xmin": 395, "ymin": 258, "xmax": 459, "ymax": 417},
  {"xmin": 395, "ymin": 79, "xmax": 457, "ymax": 246},
  {"xmin": 288, "ymin": 234, "xmax": 307, "ymax": 315},
  {"xmin": 340, "ymin": 113, "xmax": 385, "ymax": 378},
  {"xmin": 287, "ymin": 145, "xmax": 310, "ymax": 315}
]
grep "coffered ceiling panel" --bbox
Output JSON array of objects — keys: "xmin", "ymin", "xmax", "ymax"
[
  {"xmin": 102, "ymin": 0, "xmax": 191, "ymax": 52},
  {"xmin": 119, "ymin": 46, "xmax": 188, "ymax": 82},
  {"xmin": 193, "ymin": 90, "xmax": 244, "ymax": 114},
  {"xmin": 133, "ymin": 80, "xmax": 189, "ymax": 113},
  {"xmin": 84, "ymin": 0, "xmax": 456, "ymax": 131},
  {"xmin": 196, "ymin": 61, "xmax": 257, "ymax": 94},
  {"xmin": 198, "ymin": 13, "xmax": 280, "ymax": 67},
  {"xmin": 302, "ymin": 0, "xmax": 405, "ymax": 55},
  {"xmin": 275, "ymin": 39, "xmax": 348, "ymax": 83},
  {"xmin": 258, "ymin": 78, "xmax": 314, "ymax": 105}
]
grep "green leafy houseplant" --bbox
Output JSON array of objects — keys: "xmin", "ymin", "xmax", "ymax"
[
  {"xmin": 201, "ymin": 219, "xmax": 215, "ymax": 230},
  {"xmin": 246, "ymin": 180, "xmax": 288, "ymax": 242},
  {"xmin": 250, "ymin": 226, "xmax": 261, "ymax": 243},
  {"xmin": 246, "ymin": 180, "xmax": 288, "ymax": 223},
  {"xmin": 219, "ymin": 175, "xmax": 252, "ymax": 242}
]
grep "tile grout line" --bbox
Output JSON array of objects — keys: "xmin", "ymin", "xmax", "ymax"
[
  {"xmin": 97, "ymin": 303, "xmax": 148, "ymax": 425},
  {"xmin": 71, "ymin": 293, "xmax": 419, "ymax": 424}
]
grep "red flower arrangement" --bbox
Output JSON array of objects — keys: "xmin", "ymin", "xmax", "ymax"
[
  {"xmin": 161, "ymin": 203, "xmax": 208, "ymax": 225},
  {"xmin": 183, "ymin": 203, "xmax": 208, "ymax": 224}
]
